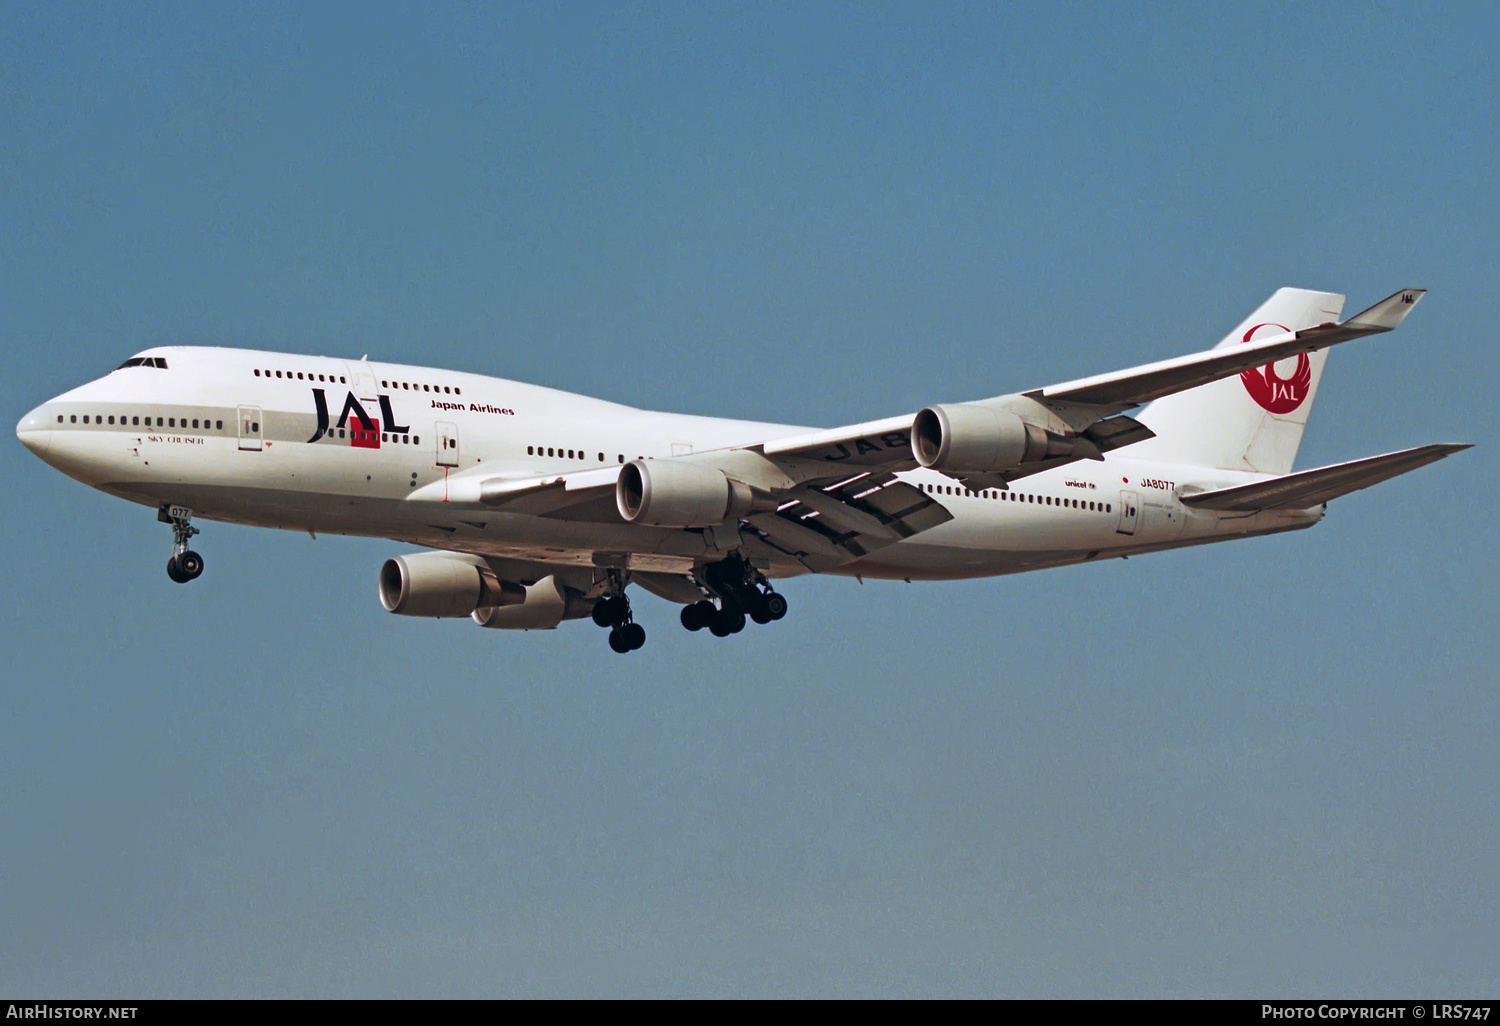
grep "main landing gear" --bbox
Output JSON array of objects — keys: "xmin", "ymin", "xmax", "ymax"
[
  {"xmin": 592, "ymin": 574, "xmax": 646, "ymax": 654},
  {"xmin": 159, "ymin": 504, "xmax": 205, "ymax": 584},
  {"xmin": 680, "ymin": 555, "xmax": 788, "ymax": 638}
]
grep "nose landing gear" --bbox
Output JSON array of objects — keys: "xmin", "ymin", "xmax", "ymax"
[{"xmin": 159, "ymin": 505, "xmax": 204, "ymax": 584}]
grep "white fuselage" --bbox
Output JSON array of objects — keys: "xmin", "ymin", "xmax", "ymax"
[{"xmin": 16, "ymin": 346, "xmax": 1321, "ymax": 582}]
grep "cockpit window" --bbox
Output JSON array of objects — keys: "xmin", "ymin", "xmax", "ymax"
[{"xmin": 115, "ymin": 357, "xmax": 167, "ymax": 370}]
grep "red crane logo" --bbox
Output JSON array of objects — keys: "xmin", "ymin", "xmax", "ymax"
[{"xmin": 1239, "ymin": 323, "xmax": 1311, "ymax": 414}]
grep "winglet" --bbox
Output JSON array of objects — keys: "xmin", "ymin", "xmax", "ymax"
[{"xmin": 1340, "ymin": 288, "xmax": 1425, "ymax": 332}]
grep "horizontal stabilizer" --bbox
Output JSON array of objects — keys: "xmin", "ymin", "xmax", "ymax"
[{"xmin": 1180, "ymin": 443, "xmax": 1470, "ymax": 512}]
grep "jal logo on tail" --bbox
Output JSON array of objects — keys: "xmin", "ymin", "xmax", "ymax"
[{"xmin": 1238, "ymin": 323, "xmax": 1311, "ymax": 414}]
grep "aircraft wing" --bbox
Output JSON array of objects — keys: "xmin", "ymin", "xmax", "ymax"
[
  {"xmin": 753, "ymin": 288, "xmax": 1425, "ymax": 486},
  {"xmin": 758, "ymin": 414, "xmax": 921, "ymax": 472},
  {"xmin": 408, "ymin": 456, "xmax": 954, "ymax": 572},
  {"xmin": 1180, "ymin": 444, "xmax": 1471, "ymax": 512},
  {"xmin": 1035, "ymin": 288, "xmax": 1424, "ymax": 408}
]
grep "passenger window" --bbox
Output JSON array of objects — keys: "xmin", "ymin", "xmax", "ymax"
[
  {"xmin": 412, "ymin": 435, "xmax": 418, "ymax": 444},
  {"xmin": 527, "ymin": 446, "xmax": 534, "ymax": 455},
  {"xmin": 168, "ymin": 418, "xmax": 174, "ymax": 427},
  {"xmin": 423, "ymin": 384, "xmax": 430, "ymax": 392},
  {"xmin": 216, "ymin": 420, "xmax": 222, "ymax": 429},
  {"xmin": 454, "ymin": 387, "xmax": 460, "ymax": 395},
  {"xmin": 618, "ymin": 455, "xmax": 624, "ymax": 463},
  {"xmin": 71, "ymin": 415, "xmax": 77, "ymax": 423},
  {"xmin": 548, "ymin": 447, "xmax": 554, "ymax": 456},
  {"xmin": 56, "ymin": 415, "xmax": 63, "ymax": 423},
  {"xmin": 192, "ymin": 419, "xmax": 198, "ymax": 428},
  {"xmin": 254, "ymin": 369, "xmax": 261, "ymax": 376}
]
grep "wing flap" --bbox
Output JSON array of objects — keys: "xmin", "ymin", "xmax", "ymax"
[
  {"xmin": 747, "ymin": 479, "xmax": 953, "ymax": 571},
  {"xmin": 1180, "ymin": 443, "xmax": 1470, "ymax": 512}
]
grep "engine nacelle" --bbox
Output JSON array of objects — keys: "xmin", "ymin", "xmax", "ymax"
[
  {"xmin": 912, "ymin": 403, "xmax": 1074, "ymax": 474},
  {"xmin": 471, "ymin": 575, "xmax": 593, "ymax": 630},
  {"xmin": 378, "ymin": 552, "xmax": 525, "ymax": 618},
  {"xmin": 616, "ymin": 459, "xmax": 764, "ymax": 527}
]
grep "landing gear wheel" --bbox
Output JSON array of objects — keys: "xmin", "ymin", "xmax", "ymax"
[
  {"xmin": 609, "ymin": 622, "xmax": 646, "ymax": 653},
  {"xmin": 710, "ymin": 608, "xmax": 746, "ymax": 636},
  {"xmin": 680, "ymin": 600, "xmax": 714, "ymax": 632},
  {"xmin": 593, "ymin": 595, "xmax": 628, "ymax": 628},
  {"xmin": 166, "ymin": 556, "xmax": 187, "ymax": 584},
  {"xmin": 764, "ymin": 592, "xmax": 788, "ymax": 621},
  {"xmin": 749, "ymin": 599, "xmax": 772, "ymax": 625},
  {"xmin": 176, "ymin": 550, "xmax": 204, "ymax": 581}
]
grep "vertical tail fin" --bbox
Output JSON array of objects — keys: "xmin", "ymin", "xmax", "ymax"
[{"xmin": 1129, "ymin": 287, "xmax": 1346, "ymax": 475}]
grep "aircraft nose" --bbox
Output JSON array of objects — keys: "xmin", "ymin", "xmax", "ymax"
[{"xmin": 16, "ymin": 406, "xmax": 53, "ymax": 458}]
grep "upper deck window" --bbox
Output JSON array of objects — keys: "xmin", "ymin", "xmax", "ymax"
[{"xmin": 115, "ymin": 357, "xmax": 167, "ymax": 370}]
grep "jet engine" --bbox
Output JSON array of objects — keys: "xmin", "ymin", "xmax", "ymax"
[
  {"xmin": 471, "ymin": 575, "xmax": 594, "ymax": 630},
  {"xmin": 378, "ymin": 552, "xmax": 525, "ymax": 618},
  {"xmin": 615, "ymin": 459, "xmax": 769, "ymax": 528},
  {"xmin": 911, "ymin": 403, "xmax": 1079, "ymax": 474}
]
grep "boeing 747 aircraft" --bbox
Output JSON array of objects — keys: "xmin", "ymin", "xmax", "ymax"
[{"xmin": 17, "ymin": 287, "xmax": 1469, "ymax": 652}]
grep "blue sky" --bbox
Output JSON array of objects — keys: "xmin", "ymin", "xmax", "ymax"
[{"xmin": 2, "ymin": 1, "xmax": 1495, "ymax": 996}]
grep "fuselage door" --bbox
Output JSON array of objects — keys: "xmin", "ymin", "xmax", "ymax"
[
  {"xmin": 344, "ymin": 360, "xmax": 379, "ymax": 398},
  {"xmin": 1116, "ymin": 490, "xmax": 1139, "ymax": 535},
  {"xmin": 437, "ymin": 421, "xmax": 459, "ymax": 467},
  {"xmin": 237, "ymin": 405, "xmax": 263, "ymax": 451}
]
